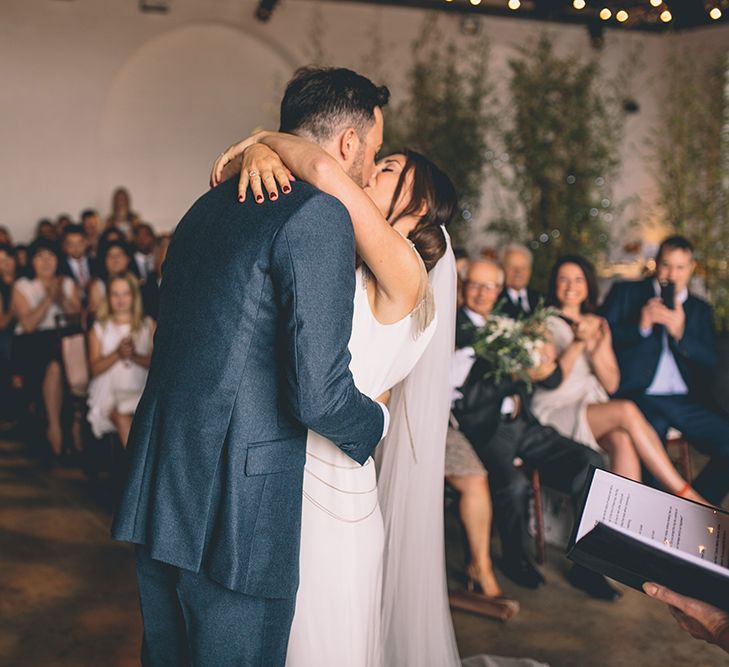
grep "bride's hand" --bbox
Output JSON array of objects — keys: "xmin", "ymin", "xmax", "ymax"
[
  {"xmin": 210, "ymin": 131, "xmax": 294, "ymax": 203},
  {"xmin": 238, "ymin": 144, "xmax": 293, "ymax": 204}
]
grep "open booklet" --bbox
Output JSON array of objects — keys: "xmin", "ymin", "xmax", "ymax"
[{"xmin": 568, "ymin": 466, "xmax": 729, "ymax": 611}]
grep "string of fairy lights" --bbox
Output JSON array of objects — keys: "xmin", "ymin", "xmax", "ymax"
[{"xmin": 442, "ymin": 0, "xmax": 727, "ymax": 24}]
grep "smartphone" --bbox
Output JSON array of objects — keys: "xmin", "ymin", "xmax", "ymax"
[{"xmin": 660, "ymin": 281, "xmax": 676, "ymax": 310}]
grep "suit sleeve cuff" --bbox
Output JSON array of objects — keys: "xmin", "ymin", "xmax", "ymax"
[{"xmin": 377, "ymin": 402, "xmax": 390, "ymax": 440}]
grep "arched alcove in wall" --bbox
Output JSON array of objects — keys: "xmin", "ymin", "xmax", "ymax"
[{"xmin": 98, "ymin": 23, "xmax": 297, "ymax": 230}]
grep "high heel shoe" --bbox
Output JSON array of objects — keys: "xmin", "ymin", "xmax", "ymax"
[{"xmin": 463, "ymin": 564, "xmax": 520, "ymax": 619}]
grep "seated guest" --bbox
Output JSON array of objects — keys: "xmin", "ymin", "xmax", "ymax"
[
  {"xmin": 87, "ymin": 273, "xmax": 154, "ymax": 447},
  {"xmin": 35, "ymin": 218, "xmax": 57, "ymax": 242},
  {"xmin": 531, "ymin": 256, "xmax": 705, "ymax": 503},
  {"xmin": 60, "ymin": 224, "xmax": 96, "ymax": 303},
  {"xmin": 601, "ymin": 235, "xmax": 729, "ymax": 505},
  {"xmin": 0, "ymin": 226, "xmax": 12, "ymax": 245},
  {"xmin": 55, "ymin": 214, "xmax": 73, "ymax": 237},
  {"xmin": 452, "ymin": 259, "xmax": 618, "ymax": 599},
  {"xmin": 12, "ymin": 239, "xmax": 81, "ymax": 455},
  {"xmin": 497, "ymin": 243, "xmax": 542, "ymax": 319},
  {"xmin": 81, "ymin": 209, "xmax": 102, "ymax": 257},
  {"xmin": 0, "ymin": 244, "xmax": 15, "ymax": 420},
  {"xmin": 107, "ymin": 186, "xmax": 140, "ymax": 240},
  {"xmin": 87, "ymin": 239, "xmax": 139, "ymax": 315},
  {"xmin": 132, "ymin": 223, "xmax": 157, "ymax": 283},
  {"xmin": 445, "ymin": 426, "xmax": 516, "ymax": 606},
  {"xmin": 13, "ymin": 244, "xmax": 29, "ymax": 277},
  {"xmin": 141, "ymin": 234, "xmax": 170, "ymax": 321}
]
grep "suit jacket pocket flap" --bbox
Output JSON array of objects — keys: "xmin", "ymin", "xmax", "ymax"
[{"xmin": 245, "ymin": 436, "xmax": 305, "ymax": 476}]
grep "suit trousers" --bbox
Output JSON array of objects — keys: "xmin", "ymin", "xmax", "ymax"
[
  {"xmin": 135, "ymin": 545, "xmax": 297, "ymax": 667},
  {"xmin": 472, "ymin": 417, "xmax": 602, "ymax": 561},
  {"xmin": 634, "ymin": 394, "xmax": 729, "ymax": 505}
]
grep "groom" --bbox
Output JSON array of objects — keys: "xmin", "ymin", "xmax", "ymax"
[{"xmin": 112, "ymin": 67, "xmax": 391, "ymax": 666}]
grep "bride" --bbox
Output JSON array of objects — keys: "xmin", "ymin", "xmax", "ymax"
[{"xmin": 213, "ymin": 135, "xmax": 546, "ymax": 667}]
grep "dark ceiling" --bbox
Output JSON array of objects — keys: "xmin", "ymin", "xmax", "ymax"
[{"xmin": 307, "ymin": 0, "xmax": 729, "ymax": 32}]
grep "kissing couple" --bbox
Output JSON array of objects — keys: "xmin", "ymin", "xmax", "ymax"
[{"xmin": 113, "ymin": 66, "xmax": 472, "ymax": 666}]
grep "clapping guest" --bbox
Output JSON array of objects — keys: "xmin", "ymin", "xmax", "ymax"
[
  {"xmin": 602, "ymin": 235, "xmax": 729, "ymax": 505},
  {"xmin": 87, "ymin": 239, "xmax": 139, "ymax": 315},
  {"xmin": 452, "ymin": 260, "xmax": 618, "ymax": 599},
  {"xmin": 60, "ymin": 224, "xmax": 95, "ymax": 301},
  {"xmin": 497, "ymin": 243, "xmax": 542, "ymax": 319},
  {"xmin": 531, "ymin": 256, "xmax": 706, "ymax": 504},
  {"xmin": 87, "ymin": 273, "xmax": 154, "ymax": 447},
  {"xmin": 12, "ymin": 239, "xmax": 81, "ymax": 455}
]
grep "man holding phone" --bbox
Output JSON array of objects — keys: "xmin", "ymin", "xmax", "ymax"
[{"xmin": 602, "ymin": 235, "xmax": 729, "ymax": 505}]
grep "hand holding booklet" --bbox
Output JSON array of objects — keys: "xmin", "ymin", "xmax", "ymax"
[{"xmin": 568, "ymin": 467, "xmax": 729, "ymax": 611}]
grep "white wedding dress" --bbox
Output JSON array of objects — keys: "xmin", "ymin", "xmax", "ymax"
[{"xmin": 285, "ymin": 264, "xmax": 437, "ymax": 667}]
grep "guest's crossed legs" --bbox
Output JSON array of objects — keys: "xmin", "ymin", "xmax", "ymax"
[
  {"xmin": 135, "ymin": 546, "xmax": 296, "ymax": 667},
  {"xmin": 634, "ymin": 395, "xmax": 729, "ymax": 505},
  {"xmin": 474, "ymin": 420, "xmax": 602, "ymax": 561}
]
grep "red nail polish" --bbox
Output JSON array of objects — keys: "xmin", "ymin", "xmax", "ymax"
[
  {"xmin": 239, "ymin": 195, "xmax": 244, "ymax": 202},
  {"xmin": 256, "ymin": 195, "xmax": 264, "ymax": 202},
  {"xmin": 270, "ymin": 193, "xmax": 278, "ymax": 200},
  {"xmin": 283, "ymin": 186, "xmax": 291, "ymax": 193}
]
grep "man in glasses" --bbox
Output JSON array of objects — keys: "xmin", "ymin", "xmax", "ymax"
[{"xmin": 451, "ymin": 260, "xmax": 618, "ymax": 600}]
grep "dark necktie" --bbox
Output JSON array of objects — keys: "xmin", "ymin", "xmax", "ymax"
[{"xmin": 518, "ymin": 292, "xmax": 528, "ymax": 313}]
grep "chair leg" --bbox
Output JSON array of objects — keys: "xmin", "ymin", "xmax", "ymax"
[{"xmin": 531, "ymin": 469, "xmax": 546, "ymax": 565}]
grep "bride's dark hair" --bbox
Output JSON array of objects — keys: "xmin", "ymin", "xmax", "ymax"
[{"xmin": 386, "ymin": 149, "xmax": 458, "ymax": 272}]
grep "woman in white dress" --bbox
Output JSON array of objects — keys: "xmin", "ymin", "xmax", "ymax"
[
  {"xmin": 12, "ymin": 238, "xmax": 81, "ymax": 455},
  {"xmin": 214, "ymin": 133, "xmax": 455, "ymax": 666},
  {"xmin": 87, "ymin": 273, "xmax": 154, "ymax": 447},
  {"xmin": 531, "ymin": 255, "xmax": 705, "ymax": 504}
]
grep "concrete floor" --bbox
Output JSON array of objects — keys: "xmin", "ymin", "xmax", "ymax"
[{"xmin": 1, "ymin": 437, "xmax": 726, "ymax": 667}]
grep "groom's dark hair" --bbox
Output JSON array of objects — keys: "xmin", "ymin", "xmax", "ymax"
[{"xmin": 279, "ymin": 67, "xmax": 390, "ymax": 142}]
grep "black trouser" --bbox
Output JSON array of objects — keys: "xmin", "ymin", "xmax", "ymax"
[
  {"xmin": 135, "ymin": 545, "xmax": 297, "ymax": 667},
  {"xmin": 635, "ymin": 394, "xmax": 729, "ymax": 505},
  {"xmin": 467, "ymin": 417, "xmax": 603, "ymax": 561}
]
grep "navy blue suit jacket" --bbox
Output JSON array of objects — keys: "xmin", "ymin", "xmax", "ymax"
[
  {"xmin": 112, "ymin": 176, "xmax": 384, "ymax": 599},
  {"xmin": 600, "ymin": 278, "xmax": 717, "ymax": 398}
]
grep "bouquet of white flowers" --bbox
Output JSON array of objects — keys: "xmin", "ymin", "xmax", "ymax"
[{"xmin": 466, "ymin": 302, "xmax": 558, "ymax": 388}]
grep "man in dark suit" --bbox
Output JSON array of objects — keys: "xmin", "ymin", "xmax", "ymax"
[
  {"xmin": 602, "ymin": 235, "xmax": 729, "ymax": 504},
  {"xmin": 140, "ymin": 234, "xmax": 170, "ymax": 321},
  {"xmin": 112, "ymin": 68, "xmax": 391, "ymax": 667},
  {"xmin": 452, "ymin": 259, "xmax": 618, "ymax": 600},
  {"xmin": 59, "ymin": 223, "xmax": 96, "ymax": 303},
  {"xmin": 497, "ymin": 243, "xmax": 542, "ymax": 319}
]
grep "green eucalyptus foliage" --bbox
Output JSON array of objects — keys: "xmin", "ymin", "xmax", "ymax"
[
  {"xmin": 382, "ymin": 16, "xmax": 495, "ymax": 245},
  {"xmin": 650, "ymin": 48, "xmax": 729, "ymax": 331},
  {"xmin": 490, "ymin": 35, "xmax": 626, "ymax": 291}
]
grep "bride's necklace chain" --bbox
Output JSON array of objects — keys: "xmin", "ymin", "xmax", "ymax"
[
  {"xmin": 303, "ymin": 490, "xmax": 379, "ymax": 524},
  {"xmin": 304, "ymin": 467, "xmax": 377, "ymax": 494}
]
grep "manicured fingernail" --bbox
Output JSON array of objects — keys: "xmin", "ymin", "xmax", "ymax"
[
  {"xmin": 283, "ymin": 186, "xmax": 291, "ymax": 193},
  {"xmin": 270, "ymin": 193, "xmax": 277, "ymax": 200},
  {"xmin": 642, "ymin": 583, "xmax": 657, "ymax": 596},
  {"xmin": 239, "ymin": 195, "xmax": 244, "ymax": 202},
  {"xmin": 256, "ymin": 195, "xmax": 264, "ymax": 203}
]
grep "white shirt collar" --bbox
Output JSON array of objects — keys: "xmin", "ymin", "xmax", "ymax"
[
  {"xmin": 507, "ymin": 287, "xmax": 527, "ymax": 302},
  {"xmin": 463, "ymin": 307, "xmax": 487, "ymax": 328},
  {"xmin": 652, "ymin": 278, "xmax": 688, "ymax": 304}
]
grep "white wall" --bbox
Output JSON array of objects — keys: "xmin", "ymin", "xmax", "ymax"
[{"xmin": 0, "ymin": 0, "xmax": 726, "ymax": 244}]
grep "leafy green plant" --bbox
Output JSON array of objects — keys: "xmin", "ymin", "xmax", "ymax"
[
  {"xmin": 382, "ymin": 16, "xmax": 496, "ymax": 245},
  {"xmin": 488, "ymin": 35, "xmax": 627, "ymax": 291},
  {"xmin": 650, "ymin": 48, "xmax": 729, "ymax": 331}
]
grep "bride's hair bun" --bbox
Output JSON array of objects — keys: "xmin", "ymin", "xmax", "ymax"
[{"xmin": 408, "ymin": 222, "xmax": 446, "ymax": 273}]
